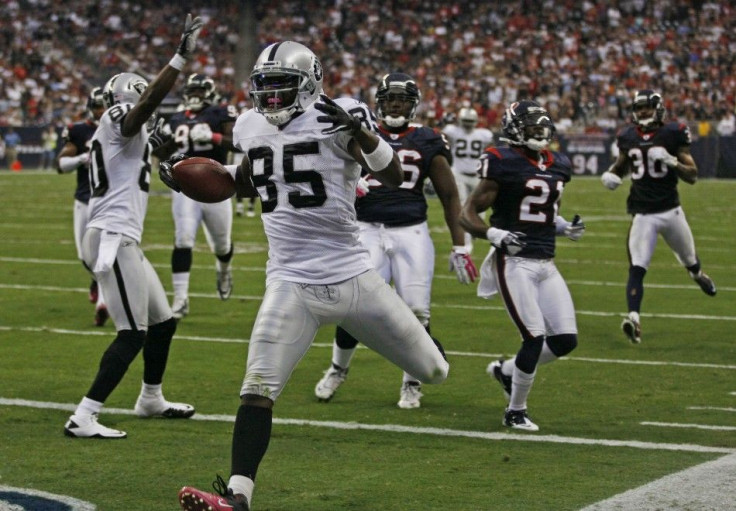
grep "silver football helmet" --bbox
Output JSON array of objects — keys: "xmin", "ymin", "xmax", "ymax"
[
  {"xmin": 102, "ymin": 72, "xmax": 148, "ymax": 109},
  {"xmin": 249, "ymin": 41, "xmax": 323, "ymax": 126},
  {"xmin": 458, "ymin": 107, "xmax": 479, "ymax": 131}
]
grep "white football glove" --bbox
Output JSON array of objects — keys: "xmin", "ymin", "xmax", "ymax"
[
  {"xmin": 190, "ymin": 123, "xmax": 214, "ymax": 143},
  {"xmin": 648, "ymin": 146, "xmax": 679, "ymax": 167},
  {"xmin": 356, "ymin": 176, "xmax": 370, "ymax": 197},
  {"xmin": 176, "ymin": 14, "xmax": 204, "ymax": 61},
  {"xmin": 449, "ymin": 246, "xmax": 478, "ymax": 284},
  {"xmin": 486, "ymin": 228, "xmax": 526, "ymax": 256},
  {"xmin": 601, "ymin": 171, "xmax": 622, "ymax": 190},
  {"xmin": 563, "ymin": 215, "xmax": 585, "ymax": 241}
]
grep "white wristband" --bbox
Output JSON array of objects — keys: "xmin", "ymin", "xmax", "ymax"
[
  {"xmin": 361, "ymin": 138, "xmax": 394, "ymax": 171},
  {"xmin": 168, "ymin": 54, "xmax": 187, "ymax": 71}
]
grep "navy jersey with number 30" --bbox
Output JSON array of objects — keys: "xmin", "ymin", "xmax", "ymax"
[
  {"xmin": 479, "ymin": 146, "xmax": 572, "ymax": 259},
  {"xmin": 616, "ymin": 121, "xmax": 690, "ymax": 214}
]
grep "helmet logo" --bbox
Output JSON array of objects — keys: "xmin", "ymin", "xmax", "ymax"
[{"xmin": 313, "ymin": 60, "xmax": 323, "ymax": 82}]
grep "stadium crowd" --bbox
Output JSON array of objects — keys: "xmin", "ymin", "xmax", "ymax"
[{"xmin": 1, "ymin": 0, "xmax": 735, "ymax": 134}]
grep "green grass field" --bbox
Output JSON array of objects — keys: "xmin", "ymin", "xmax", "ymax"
[{"xmin": 1, "ymin": 170, "xmax": 734, "ymax": 511}]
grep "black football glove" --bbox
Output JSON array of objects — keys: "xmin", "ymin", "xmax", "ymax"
[
  {"xmin": 159, "ymin": 154, "xmax": 187, "ymax": 192},
  {"xmin": 315, "ymin": 94, "xmax": 362, "ymax": 135},
  {"xmin": 149, "ymin": 118, "xmax": 172, "ymax": 150}
]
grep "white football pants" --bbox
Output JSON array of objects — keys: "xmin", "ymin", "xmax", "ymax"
[
  {"xmin": 493, "ymin": 253, "xmax": 578, "ymax": 339},
  {"xmin": 241, "ymin": 270, "xmax": 449, "ymax": 401},
  {"xmin": 172, "ymin": 191, "xmax": 233, "ymax": 255},
  {"xmin": 83, "ymin": 228, "xmax": 172, "ymax": 332},
  {"xmin": 627, "ymin": 206, "xmax": 697, "ymax": 269},
  {"xmin": 356, "ymin": 220, "xmax": 434, "ymax": 326}
]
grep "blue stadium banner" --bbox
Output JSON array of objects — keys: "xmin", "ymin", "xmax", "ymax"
[{"xmin": 557, "ymin": 133, "xmax": 615, "ymax": 176}]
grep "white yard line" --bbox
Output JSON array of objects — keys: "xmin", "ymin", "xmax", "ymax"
[
  {"xmin": 579, "ymin": 453, "xmax": 736, "ymax": 511},
  {"xmin": 1, "ymin": 397, "xmax": 733, "ymax": 456},
  {"xmin": 2, "ymin": 324, "xmax": 736, "ymax": 371}
]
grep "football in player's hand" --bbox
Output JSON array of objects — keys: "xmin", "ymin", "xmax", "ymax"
[{"xmin": 171, "ymin": 157, "xmax": 235, "ymax": 203}]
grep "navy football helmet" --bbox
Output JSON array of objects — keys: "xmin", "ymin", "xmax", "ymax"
[
  {"xmin": 501, "ymin": 100, "xmax": 555, "ymax": 151},
  {"xmin": 183, "ymin": 73, "xmax": 216, "ymax": 111},
  {"xmin": 376, "ymin": 72, "xmax": 421, "ymax": 128},
  {"xmin": 631, "ymin": 89, "xmax": 665, "ymax": 130}
]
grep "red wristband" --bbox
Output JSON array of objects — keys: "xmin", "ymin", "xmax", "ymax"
[{"xmin": 212, "ymin": 133, "xmax": 223, "ymax": 145}]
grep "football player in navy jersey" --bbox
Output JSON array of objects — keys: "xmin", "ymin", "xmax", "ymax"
[
  {"xmin": 56, "ymin": 87, "xmax": 109, "ymax": 326},
  {"xmin": 156, "ymin": 73, "xmax": 239, "ymax": 319},
  {"xmin": 601, "ymin": 90, "xmax": 716, "ymax": 345},
  {"xmin": 313, "ymin": 72, "xmax": 476, "ymax": 410},
  {"xmin": 460, "ymin": 100, "xmax": 585, "ymax": 432}
]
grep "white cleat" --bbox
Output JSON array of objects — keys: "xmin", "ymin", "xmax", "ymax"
[
  {"xmin": 64, "ymin": 413, "xmax": 127, "ymax": 439},
  {"xmin": 134, "ymin": 395, "xmax": 195, "ymax": 419},
  {"xmin": 397, "ymin": 382, "xmax": 423, "ymax": 409},
  {"xmin": 314, "ymin": 366, "xmax": 348, "ymax": 402},
  {"xmin": 217, "ymin": 269, "xmax": 232, "ymax": 300},
  {"xmin": 172, "ymin": 297, "xmax": 189, "ymax": 320}
]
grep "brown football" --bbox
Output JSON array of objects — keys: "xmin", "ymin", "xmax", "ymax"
[{"xmin": 171, "ymin": 157, "xmax": 235, "ymax": 203}]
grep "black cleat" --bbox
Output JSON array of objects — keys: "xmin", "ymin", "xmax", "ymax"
[{"xmin": 487, "ymin": 359, "xmax": 512, "ymax": 401}]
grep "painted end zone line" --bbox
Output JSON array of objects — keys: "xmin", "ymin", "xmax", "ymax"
[
  {"xmin": 641, "ymin": 421, "xmax": 736, "ymax": 431},
  {"xmin": 2, "ymin": 397, "xmax": 733, "ymax": 455}
]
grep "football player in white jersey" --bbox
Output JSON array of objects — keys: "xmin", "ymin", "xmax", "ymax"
[
  {"xmin": 172, "ymin": 41, "xmax": 449, "ymax": 511},
  {"xmin": 442, "ymin": 106, "xmax": 494, "ymax": 252},
  {"xmin": 63, "ymin": 14, "xmax": 203, "ymax": 440}
]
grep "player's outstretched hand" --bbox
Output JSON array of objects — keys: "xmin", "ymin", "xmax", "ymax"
[
  {"xmin": 176, "ymin": 14, "xmax": 204, "ymax": 60},
  {"xmin": 449, "ymin": 247, "xmax": 478, "ymax": 284},
  {"xmin": 315, "ymin": 94, "xmax": 362, "ymax": 135},
  {"xmin": 601, "ymin": 171, "xmax": 622, "ymax": 190},
  {"xmin": 564, "ymin": 214, "xmax": 585, "ymax": 241},
  {"xmin": 159, "ymin": 154, "xmax": 187, "ymax": 192}
]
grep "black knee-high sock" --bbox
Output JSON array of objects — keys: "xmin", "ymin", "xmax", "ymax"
[
  {"xmin": 626, "ymin": 265, "xmax": 647, "ymax": 313},
  {"xmin": 143, "ymin": 318, "xmax": 177, "ymax": 385},
  {"xmin": 216, "ymin": 244, "xmax": 234, "ymax": 264},
  {"xmin": 231, "ymin": 404, "xmax": 273, "ymax": 481},
  {"xmin": 172, "ymin": 247, "xmax": 193, "ymax": 273},
  {"xmin": 87, "ymin": 330, "xmax": 146, "ymax": 402}
]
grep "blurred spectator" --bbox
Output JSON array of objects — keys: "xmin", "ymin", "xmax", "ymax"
[
  {"xmin": 1, "ymin": 1, "xmax": 736, "ymax": 134},
  {"xmin": 41, "ymin": 125, "xmax": 58, "ymax": 170},
  {"xmin": 716, "ymin": 109, "xmax": 736, "ymax": 136},
  {"xmin": 3, "ymin": 127, "xmax": 21, "ymax": 169}
]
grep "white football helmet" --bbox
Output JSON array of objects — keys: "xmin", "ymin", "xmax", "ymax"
[
  {"xmin": 458, "ymin": 107, "xmax": 479, "ymax": 131},
  {"xmin": 102, "ymin": 72, "xmax": 148, "ymax": 109},
  {"xmin": 249, "ymin": 41, "xmax": 323, "ymax": 126}
]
